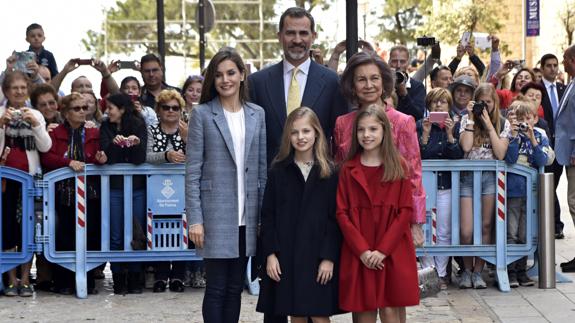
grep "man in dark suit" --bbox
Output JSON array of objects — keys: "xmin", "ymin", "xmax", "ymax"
[
  {"xmin": 248, "ymin": 7, "xmax": 348, "ymax": 166},
  {"xmin": 539, "ymin": 53, "xmax": 567, "ymax": 239},
  {"xmin": 553, "ymin": 45, "xmax": 575, "ymax": 271},
  {"xmin": 388, "ymin": 45, "xmax": 426, "ymax": 120}
]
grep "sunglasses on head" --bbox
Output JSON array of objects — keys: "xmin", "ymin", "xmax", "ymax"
[
  {"xmin": 70, "ymin": 105, "xmax": 89, "ymax": 112},
  {"xmin": 160, "ymin": 104, "xmax": 181, "ymax": 112}
]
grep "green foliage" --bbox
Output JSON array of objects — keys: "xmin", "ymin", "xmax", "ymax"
[
  {"xmin": 83, "ymin": 0, "xmax": 333, "ymax": 69},
  {"xmin": 376, "ymin": 0, "xmax": 432, "ymax": 45},
  {"xmin": 419, "ymin": 0, "xmax": 506, "ymax": 50}
]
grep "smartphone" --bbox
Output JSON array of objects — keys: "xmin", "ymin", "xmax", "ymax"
[
  {"xmin": 117, "ymin": 60, "xmax": 139, "ymax": 70},
  {"xmin": 429, "ymin": 111, "xmax": 449, "ymax": 124},
  {"xmin": 75, "ymin": 59, "xmax": 93, "ymax": 65},
  {"xmin": 13, "ymin": 51, "xmax": 36, "ymax": 73}
]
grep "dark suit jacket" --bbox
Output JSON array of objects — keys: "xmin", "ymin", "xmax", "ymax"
[
  {"xmin": 540, "ymin": 80, "xmax": 566, "ymax": 141},
  {"xmin": 248, "ymin": 60, "xmax": 349, "ymax": 165},
  {"xmin": 397, "ymin": 77, "xmax": 426, "ymax": 121}
]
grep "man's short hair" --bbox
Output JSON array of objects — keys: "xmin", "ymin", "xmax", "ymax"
[
  {"xmin": 540, "ymin": 54, "xmax": 558, "ymax": 67},
  {"xmin": 140, "ymin": 53, "xmax": 162, "ymax": 67},
  {"xmin": 430, "ymin": 65, "xmax": 451, "ymax": 82},
  {"xmin": 278, "ymin": 7, "xmax": 315, "ymax": 33},
  {"xmin": 389, "ymin": 45, "xmax": 409, "ymax": 59},
  {"xmin": 26, "ymin": 23, "xmax": 43, "ymax": 36}
]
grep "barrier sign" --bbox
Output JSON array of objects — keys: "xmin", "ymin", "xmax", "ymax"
[{"xmin": 147, "ymin": 174, "xmax": 185, "ymax": 214}]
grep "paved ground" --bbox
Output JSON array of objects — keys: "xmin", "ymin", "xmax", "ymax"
[{"xmin": 2, "ymin": 175, "xmax": 575, "ymax": 322}]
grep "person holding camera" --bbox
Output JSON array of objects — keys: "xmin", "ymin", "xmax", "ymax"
[
  {"xmin": 504, "ymin": 99, "xmax": 554, "ymax": 288},
  {"xmin": 458, "ymin": 83, "xmax": 510, "ymax": 289},
  {"xmin": 388, "ymin": 45, "xmax": 426, "ymax": 121},
  {"xmin": 49, "ymin": 58, "xmax": 120, "ymax": 96},
  {"xmin": 417, "ymin": 88, "xmax": 464, "ymax": 290},
  {"xmin": 0, "ymin": 71, "xmax": 52, "ymax": 297},
  {"xmin": 492, "ymin": 63, "xmax": 535, "ymax": 111}
]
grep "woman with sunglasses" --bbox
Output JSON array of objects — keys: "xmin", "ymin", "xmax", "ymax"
[
  {"xmin": 41, "ymin": 92, "xmax": 107, "ymax": 295},
  {"xmin": 146, "ymin": 89, "xmax": 188, "ymax": 292},
  {"xmin": 100, "ymin": 92, "xmax": 148, "ymax": 294}
]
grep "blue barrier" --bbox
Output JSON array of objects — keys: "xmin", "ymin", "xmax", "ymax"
[
  {"xmin": 0, "ymin": 167, "xmax": 39, "ymax": 293},
  {"xmin": 417, "ymin": 160, "xmax": 539, "ymax": 292},
  {"xmin": 39, "ymin": 164, "xmax": 201, "ymax": 298}
]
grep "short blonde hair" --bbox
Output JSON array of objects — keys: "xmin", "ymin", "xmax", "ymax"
[
  {"xmin": 425, "ymin": 88, "xmax": 453, "ymax": 110},
  {"xmin": 454, "ymin": 66, "xmax": 480, "ymax": 86},
  {"xmin": 155, "ymin": 89, "xmax": 185, "ymax": 112}
]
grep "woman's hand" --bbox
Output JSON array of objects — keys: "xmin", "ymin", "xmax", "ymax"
[
  {"xmin": 360, "ymin": 250, "xmax": 373, "ymax": 269},
  {"xmin": 5, "ymin": 54, "xmax": 16, "ymax": 72},
  {"xmin": 84, "ymin": 120, "xmax": 97, "ymax": 129},
  {"xmin": 189, "ymin": 224, "xmax": 204, "ymax": 249},
  {"xmin": 411, "ymin": 224, "xmax": 424, "ymax": 247},
  {"xmin": 113, "ymin": 135, "xmax": 126, "ymax": 146},
  {"xmin": 422, "ymin": 117, "xmax": 432, "ymax": 135},
  {"xmin": 0, "ymin": 108, "xmax": 14, "ymax": 127},
  {"xmin": 107, "ymin": 60, "xmax": 120, "ymax": 74},
  {"xmin": 178, "ymin": 120, "xmax": 188, "ymax": 142},
  {"xmin": 445, "ymin": 117, "xmax": 455, "ymax": 138},
  {"xmin": 127, "ymin": 135, "xmax": 140, "ymax": 146},
  {"xmin": 21, "ymin": 108, "xmax": 40, "ymax": 127},
  {"xmin": 69, "ymin": 160, "xmax": 85, "ymax": 172},
  {"xmin": 266, "ymin": 253, "xmax": 282, "ymax": 282},
  {"xmin": 95, "ymin": 151, "xmax": 107, "ymax": 164},
  {"xmin": 167, "ymin": 150, "xmax": 186, "ymax": 163},
  {"xmin": 0, "ymin": 147, "xmax": 11, "ymax": 165},
  {"xmin": 47, "ymin": 123, "xmax": 59, "ymax": 132},
  {"xmin": 316, "ymin": 259, "xmax": 334, "ymax": 284}
]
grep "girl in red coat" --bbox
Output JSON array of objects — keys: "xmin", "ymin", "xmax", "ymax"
[{"xmin": 337, "ymin": 104, "xmax": 419, "ymax": 323}]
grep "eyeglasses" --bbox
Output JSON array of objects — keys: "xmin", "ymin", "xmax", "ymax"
[
  {"xmin": 160, "ymin": 104, "xmax": 181, "ymax": 112},
  {"xmin": 70, "ymin": 105, "xmax": 89, "ymax": 112}
]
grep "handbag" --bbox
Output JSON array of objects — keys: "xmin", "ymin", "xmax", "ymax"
[{"xmin": 418, "ymin": 265, "xmax": 441, "ymax": 299}]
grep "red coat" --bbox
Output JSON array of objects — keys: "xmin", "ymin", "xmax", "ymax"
[
  {"xmin": 41, "ymin": 124, "xmax": 102, "ymax": 172},
  {"xmin": 333, "ymin": 107, "xmax": 426, "ymax": 223},
  {"xmin": 336, "ymin": 155, "xmax": 419, "ymax": 311}
]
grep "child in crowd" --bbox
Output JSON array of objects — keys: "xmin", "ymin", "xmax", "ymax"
[
  {"xmin": 25, "ymin": 23, "xmax": 58, "ymax": 78},
  {"xmin": 504, "ymin": 99, "xmax": 554, "ymax": 287},
  {"xmin": 257, "ymin": 107, "xmax": 340, "ymax": 323},
  {"xmin": 337, "ymin": 104, "xmax": 419, "ymax": 323},
  {"xmin": 417, "ymin": 88, "xmax": 463, "ymax": 289},
  {"xmin": 458, "ymin": 83, "xmax": 510, "ymax": 289}
]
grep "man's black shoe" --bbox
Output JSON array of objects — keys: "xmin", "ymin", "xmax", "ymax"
[
  {"xmin": 555, "ymin": 231, "xmax": 565, "ymax": 239},
  {"xmin": 562, "ymin": 261, "xmax": 575, "ymax": 273},
  {"xmin": 560, "ymin": 257, "xmax": 575, "ymax": 268}
]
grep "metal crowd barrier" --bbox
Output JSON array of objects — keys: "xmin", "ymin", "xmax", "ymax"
[
  {"xmin": 0, "ymin": 160, "xmax": 558, "ymax": 297},
  {"xmin": 417, "ymin": 160, "xmax": 539, "ymax": 292},
  {"xmin": 0, "ymin": 167, "xmax": 39, "ymax": 293}
]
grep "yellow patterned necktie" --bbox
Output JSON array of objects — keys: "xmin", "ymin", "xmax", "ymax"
[{"xmin": 286, "ymin": 66, "xmax": 301, "ymax": 116}]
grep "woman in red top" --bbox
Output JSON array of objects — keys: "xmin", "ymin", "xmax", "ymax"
[
  {"xmin": 41, "ymin": 92, "xmax": 107, "ymax": 294},
  {"xmin": 337, "ymin": 105, "xmax": 419, "ymax": 323},
  {"xmin": 492, "ymin": 64, "xmax": 535, "ymax": 111},
  {"xmin": 333, "ymin": 50, "xmax": 425, "ymax": 245}
]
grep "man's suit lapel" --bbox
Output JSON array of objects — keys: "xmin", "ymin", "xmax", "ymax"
[
  {"xmin": 301, "ymin": 61, "xmax": 325, "ymax": 109},
  {"xmin": 211, "ymin": 99, "xmax": 237, "ymax": 165},
  {"xmin": 264, "ymin": 62, "xmax": 287, "ymax": 128},
  {"xmin": 557, "ymin": 82, "xmax": 575, "ymax": 118}
]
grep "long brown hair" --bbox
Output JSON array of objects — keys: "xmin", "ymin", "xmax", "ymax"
[
  {"xmin": 272, "ymin": 107, "xmax": 333, "ymax": 178},
  {"xmin": 347, "ymin": 104, "xmax": 405, "ymax": 182},
  {"xmin": 200, "ymin": 47, "xmax": 248, "ymax": 104},
  {"xmin": 473, "ymin": 83, "xmax": 502, "ymax": 147}
]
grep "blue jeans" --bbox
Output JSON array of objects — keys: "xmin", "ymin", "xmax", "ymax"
[
  {"xmin": 110, "ymin": 189, "xmax": 146, "ymax": 273},
  {"xmin": 202, "ymin": 226, "xmax": 248, "ymax": 323}
]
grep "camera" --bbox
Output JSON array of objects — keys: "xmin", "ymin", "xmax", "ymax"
[
  {"xmin": 518, "ymin": 122, "xmax": 529, "ymax": 132},
  {"xmin": 472, "ymin": 101, "xmax": 487, "ymax": 119},
  {"xmin": 11, "ymin": 109, "xmax": 22, "ymax": 120},
  {"xmin": 417, "ymin": 36, "xmax": 436, "ymax": 47},
  {"xmin": 395, "ymin": 70, "xmax": 408, "ymax": 86}
]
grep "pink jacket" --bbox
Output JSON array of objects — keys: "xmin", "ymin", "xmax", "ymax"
[{"xmin": 333, "ymin": 106, "xmax": 426, "ymax": 224}]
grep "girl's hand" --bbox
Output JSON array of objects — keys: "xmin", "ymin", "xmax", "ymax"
[
  {"xmin": 69, "ymin": 160, "xmax": 85, "ymax": 172},
  {"xmin": 189, "ymin": 224, "xmax": 204, "ymax": 249},
  {"xmin": 368, "ymin": 251, "xmax": 386, "ymax": 270},
  {"xmin": 480, "ymin": 108, "xmax": 494, "ymax": 131},
  {"xmin": 360, "ymin": 251, "xmax": 373, "ymax": 269},
  {"xmin": 316, "ymin": 259, "xmax": 334, "ymax": 285},
  {"xmin": 127, "ymin": 135, "xmax": 140, "ymax": 146},
  {"xmin": 466, "ymin": 101, "xmax": 475, "ymax": 121},
  {"xmin": 266, "ymin": 254, "xmax": 282, "ymax": 282}
]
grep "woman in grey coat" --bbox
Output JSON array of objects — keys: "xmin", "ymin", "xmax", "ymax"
[{"xmin": 185, "ymin": 47, "xmax": 267, "ymax": 323}]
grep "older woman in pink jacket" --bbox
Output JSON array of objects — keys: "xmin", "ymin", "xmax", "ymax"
[{"xmin": 333, "ymin": 51, "xmax": 426, "ymax": 242}]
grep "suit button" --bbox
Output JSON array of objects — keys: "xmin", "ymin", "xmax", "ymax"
[{"xmin": 245, "ymin": 168, "xmax": 249, "ymax": 172}]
